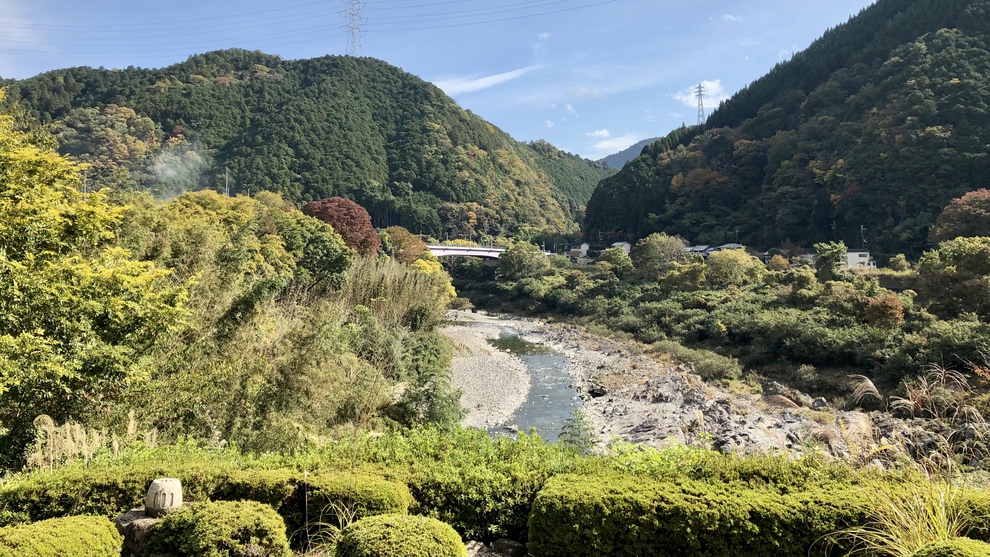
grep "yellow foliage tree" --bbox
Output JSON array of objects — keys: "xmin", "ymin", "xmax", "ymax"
[{"xmin": 0, "ymin": 90, "xmax": 188, "ymax": 466}]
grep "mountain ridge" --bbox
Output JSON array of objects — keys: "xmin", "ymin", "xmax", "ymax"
[
  {"xmin": 1, "ymin": 50, "xmax": 612, "ymax": 237},
  {"xmin": 584, "ymin": 0, "xmax": 990, "ymax": 257}
]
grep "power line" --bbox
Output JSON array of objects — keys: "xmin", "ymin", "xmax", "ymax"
[{"xmin": 0, "ymin": 0, "xmax": 617, "ymax": 60}]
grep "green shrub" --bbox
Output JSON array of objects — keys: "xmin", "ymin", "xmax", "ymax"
[
  {"xmin": 144, "ymin": 500, "xmax": 291, "ymax": 557},
  {"xmin": 304, "ymin": 474, "xmax": 414, "ymax": 531},
  {"xmin": 649, "ymin": 340, "xmax": 742, "ymax": 381},
  {"xmin": 0, "ymin": 515, "xmax": 122, "ymax": 557},
  {"xmin": 0, "ymin": 462, "xmax": 231, "ymax": 526},
  {"xmin": 212, "ymin": 469, "xmax": 298, "ymax": 511},
  {"xmin": 527, "ymin": 474, "xmax": 990, "ymax": 557},
  {"xmin": 527, "ymin": 474, "xmax": 847, "ymax": 557},
  {"xmin": 913, "ymin": 538, "xmax": 990, "ymax": 557},
  {"xmin": 335, "ymin": 514, "xmax": 466, "ymax": 557}
]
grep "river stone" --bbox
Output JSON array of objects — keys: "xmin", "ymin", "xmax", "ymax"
[{"xmin": 145, "ymin": 477, "xmax": 183, "ymax": 518}]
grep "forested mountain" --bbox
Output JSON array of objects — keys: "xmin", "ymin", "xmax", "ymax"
[
  {"xmin": 585, "ymin": 0, "xmax": 990, "ymax": 257},
  {"xmin": 598, "ymin": 137, "xmax": 659, "ymax": 169},
  {"xmin": 1, "ymin": 50, "xmax": 611, "ymax": 237}
]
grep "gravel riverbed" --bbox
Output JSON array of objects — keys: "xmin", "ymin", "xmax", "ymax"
[
  {"xmin": 442, "ymin": 310, "xmax": 820, "ymax": 454},
  {"xmin": 442, "ymin": 315, "xmax": 531, "ymax": 429}
]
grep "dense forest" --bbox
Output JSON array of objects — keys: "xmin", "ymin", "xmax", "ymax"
[
  {"xmin": 0, "ymin": 50, "xmax": 612, "ymax": 238},
  {"xmin": 585, "ymin": 0, "xmax": 990, "ymax": 258}
]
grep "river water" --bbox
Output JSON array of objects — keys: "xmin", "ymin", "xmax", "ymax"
[{"xmin": 485, "ymin": 331, "xmax": 583, "ymax": 442}]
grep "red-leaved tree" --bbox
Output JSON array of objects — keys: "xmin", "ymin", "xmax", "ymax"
[
  {"xmin": 302, "ymin": 197, "xmax": 381, "ymax": 256},
  {"xmin": 930, "ymin": 189, "xmax": 990, "ymax": 243}
]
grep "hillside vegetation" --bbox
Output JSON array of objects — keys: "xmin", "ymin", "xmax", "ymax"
[
  {"xmin": 0, "ymin": 93, "xmax": 461, "ymax": 469},
  {"xmin": 585, "ymin": 0, "xmax": 990, "ymax": 257},
  {"xmin": 1, "ymin": 50, "xmax": 612, "ymax": 238}
]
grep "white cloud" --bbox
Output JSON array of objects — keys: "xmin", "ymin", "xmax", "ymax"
[
  {"xmin": 537, "ymin": 32, "xmax": 551, "ymax": 40},
  {"xmin": 433, "ymin": 65, "xmax": 541, "ymax": 96},
  {"xmin": 672, "ymin": 79, "xmax": 732, "ymax": 109},
  {"xmin": 585, "ymin": 129, "xmax": 610, "ymax": 139},
  {"xmin": 565, "ymin": 103, "xmax": 576, "ymax": 114},
  {"xmin": 721, "ymin": 14, "xmax": 742, "ymax": 22},
  {"xmin": 544, "ymin": 119, "xmax": 555, "ymax": 128},
  {"xmin": 584, "ymin": 134, "xmax": 643, "ymax": 160}
]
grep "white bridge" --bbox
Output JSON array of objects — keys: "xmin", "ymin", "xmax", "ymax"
[{"xmin": 427, "ymin": 245, "xmax": 507, "ymax": 260}]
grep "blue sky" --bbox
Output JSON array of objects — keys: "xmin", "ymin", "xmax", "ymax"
[{"xmin": 0, "ymin": 0, "xmax": 876, "ymax": 159}]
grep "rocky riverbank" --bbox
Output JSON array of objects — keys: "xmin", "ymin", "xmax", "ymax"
[{"xmin": 443, "ymin": 310, "xmax": 861, "ymax": 455}]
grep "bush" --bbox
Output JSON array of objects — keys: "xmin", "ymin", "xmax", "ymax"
[
  {"xmin": 335, "ymin": 514, "xmax": 466, "ymax": 557},
  {"xmin": 913, "ymin": 538, "xmax": 990, "ymax": 557},
  {"xmin": 649, "ymin": 340, "xmax": 742, "ymax": 381},
  {"xmin": 304, "ymin": 474, "xmax": 414, "ymax": 531},
  {"xmin": 0, "ymin": 515, "xmax": 122, "ymax": 557},
  {"xmin": 144, "ymin": 500, "xmax": 291, "ymax": 557},
  {"xmin": 527, "ymin": 474, "xmax": 990, "ymax": 557},
  {"xmin": 212, "ymin": 469, "xmax": 298, "ymax": 511},
  {"xmin": 0, "ymin": 461, "xmax": 412, "ymax": 548},
  {"xmin": 0, "ymin": 462, "xmax": 230, "ymax": 526}
]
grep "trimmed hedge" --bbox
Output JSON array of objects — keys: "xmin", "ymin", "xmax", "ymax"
[
  {"xmin": 914, "ymin": 538, "xmax": 990, "ymax": 557},
  {"xmin": 0, "ymin": 515, "xmax": 122, "ymax": 557},
  {"xmin": 527, "ymin": 474, "xmax": 990, "ymax": 557},
  {"xmin": 335, "ymin": 514, "xmax": 466, "ymax": 557},
  {"xmin": 0, "ymin": 462, "xmax": 231, "ymax": 526},
  {"xmin": 143, "ymin": 500, "xmax": 291, "ymax": 557},
  {"xmin": 306, "ymin": 474, "xmax": 414, "ymax": 528},
  {"xmin": 0, "ymin": 466, "xmax": 411, "ymax": 537}
]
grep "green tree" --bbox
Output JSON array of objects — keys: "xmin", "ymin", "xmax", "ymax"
[
  {"xmin": 813, "ymin": 241, "xmax": 847, "ymax": 282},
  {"xmin": 0, "ymin": 91, "xmax": 188, "ymax": 465},
  {"xmin": 631, "ymin": 233, "xmax": 687, "ymax": 280},
  {"xmin": 706, "ymin": 249, "xmax": 766, "ymax": 288},
  {"xmin": 498, "ymin": 242, "xmax": 551, "ymax": 281},
  {"xmin": 888, "ymin": 254, "xmax": 911, "ymax": 271},
  {"xmin": 917, "ymin": 236, "xmax": 990, "ymax": 320},
  {"xmin": 597, "ymin": 247, "xmax": 633, "ymax": 278}
]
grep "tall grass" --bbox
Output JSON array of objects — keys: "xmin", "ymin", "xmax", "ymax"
[
  {"xmin": 338, "ymin": 257, "xmax": 451, "ymax": 331},
  {"xmin": 827, "ymin": 481, "xmax": 978, "ymax": 557}
]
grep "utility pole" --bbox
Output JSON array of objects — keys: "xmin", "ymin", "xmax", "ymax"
[
  {"xmin": 225, "ymin": 167, "xmax": 229, "ymax": 197},
  {"xmin": 860, "ymin": 225, "xmax": 868, "ymax": 249},
  {"xmin": 696, "ymin": 83, "xmax": 706, "ymax": 128}
]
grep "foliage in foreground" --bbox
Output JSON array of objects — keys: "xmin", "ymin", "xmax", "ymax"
[
  {"xmin": 3, "ymin": 429, "xmax": 990, "ymax": 556},
  {"xmin": 144, "ymin": 500, "xmax": 291, "ymax": 557},
  {"xmin": 0, "ymin": 94, "xmax": 462, "ymax": 468},
  {"xmin": 0, "ymin": 515, "xmax": 122, "ymax": 557},
  {"xmin": 335, "ymin": 514, "xmax": 467, "ymax": 557}
]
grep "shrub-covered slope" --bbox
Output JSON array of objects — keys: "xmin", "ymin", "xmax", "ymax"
[
  {"xmin": 585, "ymin": 0, "xmax": 990, "ymax": 257},
  {"xmin": 2, "ymin": 50, "xmax": 611, "ymax": 236}
]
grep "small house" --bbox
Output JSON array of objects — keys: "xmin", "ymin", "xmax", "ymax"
[
  {"xmin": 611, "ymin": 242, "xmax": 632, "ymax": 254},
  {"xmin": 568, "ymin": 242, "xmax": 590, "ymax": 259},
  {"xmin": 845, "ymin": 249, "xmax": 876, "ymax": 269}
]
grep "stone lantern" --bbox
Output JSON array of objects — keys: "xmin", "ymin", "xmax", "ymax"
[{"xmin": 145, "ymin": 477, "xmax": 183, "ymax": 518}]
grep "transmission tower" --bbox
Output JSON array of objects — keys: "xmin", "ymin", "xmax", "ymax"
[
  {"xmin": 696, "ymin": 83, "xmax": 706, "ymax": 127},
  {"xmin": 345, "ymin": 0, "xmax": 364, "ymax": 56}
]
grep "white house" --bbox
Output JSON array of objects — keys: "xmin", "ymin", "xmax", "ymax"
[
  {"xmin": 845, "ymin": 249, "xmax": 876, "ymax": 269},
  {"xmin": 611, "ymin": 242, "xmax": 632, "ymax": 254},
  {"xmin": 568, "ymin": 243, "xmax": 590, "ymax": 259}
]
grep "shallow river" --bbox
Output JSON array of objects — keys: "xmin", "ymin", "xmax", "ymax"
[{"xmin": 486, "ymin": 330, "xmax": 583, "ymax": 442}]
